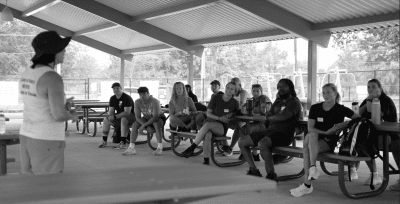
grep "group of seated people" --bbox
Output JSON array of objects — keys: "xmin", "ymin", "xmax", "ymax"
[{"xmin": 97, "ymin": 77, "xmax": 399, "ymax": 196}]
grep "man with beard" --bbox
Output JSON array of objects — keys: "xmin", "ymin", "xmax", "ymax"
[{"xmin": 238, "ymin": 79, "xmax": 301, "ymax": 180}]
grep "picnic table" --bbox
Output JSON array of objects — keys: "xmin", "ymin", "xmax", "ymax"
[
  {"xmin": 0, "ymin": 164, "xmax": 274, "ymax": 204},
  {"xmin": 0, "ymin": 125, "xmax": 20, "ymax": 175},
  {"xmin": 295, "ymin": 119, "xmax": 400, "ymax": 198},
  {"xmin": 74, "ymin": 102, "xmax": 109, "ymax": 136}
]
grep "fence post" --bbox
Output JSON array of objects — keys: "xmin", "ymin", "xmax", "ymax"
[
  {"xmin": 84, "ymin": 79, "xmax": 87, "ymax": 100},
  {"xmin": 348, "ymin": 87, "xmax": 351, "ymax": 101},
  {"xmin": 87, "ymin": 78, "xmax": 90, "ymax": 99}
]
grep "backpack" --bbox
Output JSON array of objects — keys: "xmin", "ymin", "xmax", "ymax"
[{"xmin": 338, "ymin": 117, "xmax": 378, "ymax": 189}]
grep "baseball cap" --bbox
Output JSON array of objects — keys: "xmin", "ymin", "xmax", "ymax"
[{"xmin": 111, "ymin": 82, "xmax": 121, "ymax": 88}]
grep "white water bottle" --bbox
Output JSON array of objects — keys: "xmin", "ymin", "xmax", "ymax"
[
  {"xmin": 0, "ymin": 114, "xmax": 5, "ymax": 134},
  {"xmin": 371, "ymin": 98, "xmax": 381, "ymax": 125},
  {"xmin": 351, "ymin": 102, "xmax": 359, "ymax": 115}
]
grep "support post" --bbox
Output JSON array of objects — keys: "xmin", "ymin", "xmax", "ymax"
[
  {"xmin": 187, "ymin": 54, "xmax": 194, "ymax": 87},
  {"xmin": 307, "ymin": 41, "xmax": 318, "ymax": 110},
  {"xmin": 120, "ymin": 57, "xmax": 125, "ymax": 92}
]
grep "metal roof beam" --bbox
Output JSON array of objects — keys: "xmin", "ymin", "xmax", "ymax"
[
  {"xmin": 73, "ymin": 22, "xmax": 120, "ymax": 36},
  {"xmin": 63, "ymin": 0, "xmax": 204, "ymax": 57},
  {"xmin": 0, "ymin": 4, "xmax": 132, "ymax": 61},
  {"xmin": 122, "ymin": 45, "xmax": 172, "ymax": 55},
  {"xmin": 312, "ymin": 11, "xmax": 400, "ymax": 31},
  {"xmin": 226, "ymin": 0, "xmax": 331, "ymax": 48},
  {"xmin": 134, "ymin": 0, "xmax": 222, "ymax": 22},
  {"xmin": 189, "ymin": 29, "xmax": 289, "ymax": 45},
  {"xmin": 22, "ymin": 0, "xmax": 62, "ymax": 17}
]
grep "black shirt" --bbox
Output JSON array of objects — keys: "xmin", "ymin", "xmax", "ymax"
[
  {"xmin": 109, "ymin": 92, "xmax": 134, "ymax": 114},
  {"xmin": 267, "ymin": 96, "xmax": 301, "ymax": 136},
  {"xmin": 309, "ymin": 102, "xmax": 354, "ymax": 132},
  {"xmin": 211, "ymin": 91, "xmax": 224, "ymax": 99},
  {"xmin": 188, "ymin": 91, "xmax": 198, "ymax": 103},
  {"xmin": 360, "ymin": 92, "xmax": 397, "ymax": 122}
]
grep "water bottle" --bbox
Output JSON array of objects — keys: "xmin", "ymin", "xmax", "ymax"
[
  {"xmin": 0, "ymin": 114, "xmax": 5, "ymax": 134},
  {"xmin": 351, "ymin": 102, "xmax": 359, "ymax": 115},
  {"xmin": 371, "ymin": 98, "xmax": 381, "ymax": 125},
  {"xmin": 246, "ymin": 98, "xmax": 254, "ymax": 116}
]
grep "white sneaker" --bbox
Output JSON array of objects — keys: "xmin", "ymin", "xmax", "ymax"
[
  {"xmin": 364, "ymin": 173, "xmax": 382, "ymax": 185},
  {"xmin": 121, "ymin": 147, "xmax": 136, "ymax": 156},
  {"xmin": 290, "ymin": 183, "xmax": 313, "ymax": 197},
  {"xmin": 153, "ymin": 148, "xmax": 162, "ymax": 156},
  {"xmin": 350, "ymin": 168, "xmax": 358, "ymax": 180},
  {"xmin": 308, "ymin": 166, "xmax": 320, "ymax": 180},
  {"xmin": 98, "ymin": 140, "xmax": 107, "ymax": 148}
]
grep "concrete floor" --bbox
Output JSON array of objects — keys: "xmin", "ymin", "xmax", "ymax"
[{"xmin": 3, "ymin": 119, "xmax": 400, "ymax": 204}]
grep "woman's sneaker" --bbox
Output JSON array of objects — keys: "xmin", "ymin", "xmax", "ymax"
[
  {"xmin": 98, "ymin": 140, "xmax": 107, "ymax": 148},
  {"xmin": 290, "ymin": 183, "xmax": 313, "ymax": 197},
  {"xmin": 222, "ymin": 146, "xmax": 233, "ymax": 156},
  {"xmin": 246, "ymin": 167, "xmax": 262, "ymax": 177},
  {"xmin": 389, "ymin": 179, "xmax": 400, "ymax": 191},
  {"xmin": 350, "ymin": 168, "xmax": 358, "ymax": 180},
  {"xmin": 307, "ymin": 166, "xmax": 320, "ymax": 180},
  {"xmin": 121, "ymin": 147, "xmax": 136, "ymax": 156},
  {"xmin": 113, "ymin": 142, "xmax": 127, "ymax": 149},
  {"xmin": 153, "ymin": 148, "xmax": 162, "ymax": 156},
  {"xmin": 364, "ymin": 173, "xmax": 382, "ymax": 185}
]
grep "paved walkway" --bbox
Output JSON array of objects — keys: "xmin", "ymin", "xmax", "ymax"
[{"xmin": 4, "ymin": 119, "xmax": 400, "ymax": 203}]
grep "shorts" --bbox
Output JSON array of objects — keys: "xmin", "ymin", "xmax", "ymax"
[
  {"xmin": 20, "ymin": 135, "xmax": 65, "ymax": 174},
  {"xmin": 142, "ymin": 114, "xmax": 167, "ymax": 129},
  {"xmin": 250, "ymin": 129, "xmax": 292, "ymax": 147},
  {"xmin": 111, "ymin": 113, "xmax": 136, "ymax": 127},
  {"xmin": 319, "ymin": 134, "xmax": 339, "ymax": 152}
]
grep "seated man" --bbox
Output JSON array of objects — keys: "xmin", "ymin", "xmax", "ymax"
[
  {"xmin": 238, "ymin": 78, "xmax": 301, "ymax": 180},
  {"xmin": 98, "ymin": 82, "xmax": 135, "ymax": 149},
  {"xmin": 122, "ymin": 87, "xmax": 166, "ymax": 156},
  {"xmin": 210, "ymin": 80, "xmax": 224, "ymax": 98},
  {"xmin": 185, "ymin": 84, "xmax": 198, "ymax": 103}
]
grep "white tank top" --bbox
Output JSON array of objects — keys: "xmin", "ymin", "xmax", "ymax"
[{"xmin": 19, "ymin": 66, "xmax": 65, "ymax": 141}]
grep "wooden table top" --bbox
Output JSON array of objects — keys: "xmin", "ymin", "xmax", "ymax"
[
  {"xmin": 298, "ymin": 119, "xmax": 400, "ymax": 133},
  {"xmin": 0, "ymin": 165, "xmax": 274, "ymax": 204},
  {"xmin": 235, "ymin": 115, "xmax": 266, "ymax": 122},
  {"xmin": 0, "ymin": 126, "xmax": 20, "ymax": 140},
  {"xmin": 74, "ymin": 102, "xmax": 109, "ymax": 108}
]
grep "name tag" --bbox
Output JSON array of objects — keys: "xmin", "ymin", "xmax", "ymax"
[
  {"xmin": 280, "ymin": 106, "xmax": 285, "ymax": 111},
  {"xmin": 317, "ymin": 117, "xmax": 324, "ymax": 122},
  {"xmin": 224, "ymin": 109, "xmax": 229, "ymax": 113}
]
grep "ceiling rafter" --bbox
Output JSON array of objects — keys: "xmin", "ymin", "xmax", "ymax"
[
  {"xmin": 0, "ymin": 4, "xmax": 133, "ymax": 61},
  {"xmin": 63, "ymin": 0, "xmax": 204, "ymax": 57},
  {"xmin": 312, "ymin": 11, "xmax": 400, "ymax": 31},
  {"xmin": 73, "ymin": 22, "xmax": 120, "ymax": 36},
  {"xmin": 22, "ymin": 0, "xmax": 62, "ymax": 17},
  {"xmin": 189, "ymin": 29, "xmax": 290, "ymax": 46},
  {"xmin": 226, "ymin": 0, "xmax": 331, "ymax": 48},
  {"xmin": 122, "ymin": 45, "xmax": 173, "ymax": 55},
  {"xmin": 133, "ymin": 0, "xmax": 222, "ymax": 22}
]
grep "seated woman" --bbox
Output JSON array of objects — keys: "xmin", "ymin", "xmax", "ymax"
[
  {"xmin": 169, "ymin": 82, "xmax": 197, "ymax": 131},
  {"xmin": 352, "ymin": 79, "xmax": 399, "ymax": 188},
  {"xmin": 290, "ymin": 83, "xmax": 359, "ymax": 197},
  {"xmin": 225, "ymin": 84, "xmax": 271, "ymax": 159},
  {"xmin": 180, "ymin": 82, "xmax": 240, "ymax": 165}
]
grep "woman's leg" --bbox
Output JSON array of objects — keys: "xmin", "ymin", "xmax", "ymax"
[
  {"xmin": 169, "ymin": 115, "xmax": 188, "ymax": 128},
  {"xmin": 303, "ymin": 134, "xmax": 311, "ymax": 185},
  {"xmin": 308, "ymin": 132, "xmax": 320, "ymax": 167},
  {"xmin": 193, "ymin": 122, "xmax": 224, "ymax": 145},
  {"xmin": 203, "ymin": 131, "xmax": 213, "ymax": 158}
]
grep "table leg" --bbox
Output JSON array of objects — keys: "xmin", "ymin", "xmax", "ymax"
[
  {"xmin": 85, "ymin": 108, "xmax": 89, "ymax": 135},
  {"xmin": 0, "ymin": 144, "xmax": 7, "ymax": 175}
]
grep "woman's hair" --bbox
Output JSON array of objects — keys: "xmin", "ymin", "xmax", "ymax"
[
  {"xmin": 170, "ymin": 82, "xmax": 188, "ymax": 106},
  {"xmin": 278, "ymin": 78, "xmax": 297, "ymax": 98},
  {"xmin": 368, "ymin": 79, "xmax": 385, "ymax": 94},
  {"xmin": 322, "ymin": 83, "xmax": 341, "ymax": 103},
  {"xmin": 252, "ymin": 84, "xmax": 263, "ymax": 94},
  {"xmin": 225, "ymin": 82, "xmax": 238, "ymax": 93},
  {"xmin": 30, "ymin": 54, "xmax": 56, "ymax": 68}
]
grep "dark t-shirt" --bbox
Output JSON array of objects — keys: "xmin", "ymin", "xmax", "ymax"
[
  {"xmin": 309, "ymin": 102, "xmax": 354, "ymax": 148},
  {"xmin": 211, "ymin": 91, "xmax": 224, "ymax": 99},
  {"xmin": 359, "ymin": 92, "xmax": 397, "ymax": 122},
  {"xmin": 188, "ymin": 91, "xmax": 198, "ymax": 103},
  {"xmin": 206, "ymin": 94, "xmax": 239, "ymax": 127},
  {"xmin": 267, "ymin": 96, "xmax": 301, "ymax": 137},
  {"xmin": 109, "ymin": 92, "xmax": 134, "ymax": 114}
]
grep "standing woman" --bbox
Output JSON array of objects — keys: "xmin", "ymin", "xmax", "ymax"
[
  {"xmin": 355, "ymin": 79, "xmax": 399, "ymax": 188},
  {"xmin": 290, "ymin": 83, "xmax": 359, "ymax": 197},
  {"xmin": 180, "ymin": 82, "xmax": 239, "ymax": 165},
  {"xmin": 168, "ymin": 82, "xmax": 197, "ymax": 131},
  {"xmin": 19, "ymin": 31, "xmax": 78, "ymax": 174}
]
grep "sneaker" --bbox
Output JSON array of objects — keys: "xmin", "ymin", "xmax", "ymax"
[
  {"xmin": 364, "ymin": 173, "xmax": 382, "ymax": 185},
  {"xmin": 389, "ymin": 179, "xmax": 400, "ymax": 191},
  {"xmin": 290, "ymin": 183, "xmax": 313, "ymax": 197},
  {"xmin": 253, "ymin": 153, "xmax": 260, "ymax": 161},
  {"xmin": 222, "ymin": 146, "xmax": 233, "ymax": 156},
  {"xmin": 266, "ymin": 173, "xmax": 277, "ymax": 181},
  {"xmin": 181, "ymin": 148, "xmax": 194, "ymax": 158},
  {"xmin": 121, "ymin": 147, "xmax": 136, "ymax": 156},
  {"xmin": 246, "ymin": 167, "xmax": 262, "ymax": 177},
  {"xmin": 98, "ymin": 140, "xmax": 107, "ymax": 148},
  {"xmin": 350, "ymin": 168, "xmax": 358, "ymax": 180},
  {"xmin": 153, "ymin": 148, "xmax": 162, "ymax": 156},
  {"xmin": 113, "ymin": 142, "xmax": 127, "ymax": 149},
  {"xmin": 308, "ymin": 166, "xmax": 320, "ymax": 180}
]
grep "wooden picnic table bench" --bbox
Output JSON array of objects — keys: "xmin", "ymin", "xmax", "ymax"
[{"xmin": 167, "ymin": 129, "xmax": 246, "ymax": 167}]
